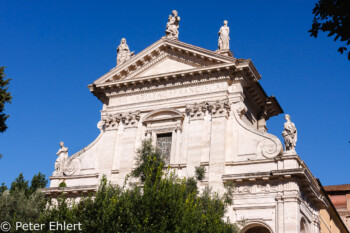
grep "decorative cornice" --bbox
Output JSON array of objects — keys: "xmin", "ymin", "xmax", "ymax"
[
  {"xmin": 44, "ymin": 184, "xmax": 98, "ymax": 197},
  {"xmin": 97, "ymin": 74, "xmax": 232, "ymax": 104},
  {"xmin": 97, "ymin": 63, "xmax": 235, "ymax": 89},
  {"xmin": 222, "ymin": 168, "xmax": 326, "ymax": 207},
  {"xmin": 93, "ymin": 38, "xmax": 238, "ymax": 85}
]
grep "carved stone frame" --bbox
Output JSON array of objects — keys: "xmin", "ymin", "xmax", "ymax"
[{"xmin": 142, "ymin": 109, "xmax": 184, "ymax": 165}]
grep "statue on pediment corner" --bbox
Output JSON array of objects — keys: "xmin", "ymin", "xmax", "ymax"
[
  {"xmin": 218, "ymin": 20, "xmax": 230, "ymax": 50},
  {"xmin": 165, "ymin": 10, "xmax": 180, "ymax": 39},
  {"xmin": 116, "ymin": 38, "xmax": 134, "ymax": 66},
  {"xmin": 54, "ymin": 141, "xmax": 68, "ymax": 176},
  {"xmin": 282, "ymin": 114, "xmax": 297, "ymax": 151}
]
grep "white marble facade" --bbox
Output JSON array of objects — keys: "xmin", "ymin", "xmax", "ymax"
[{"xmin": 47, "ymin": 34, "xmax": 328, "ymax": 233}]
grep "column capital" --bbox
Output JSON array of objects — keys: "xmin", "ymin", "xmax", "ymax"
[
  {"xmin": 185, "ymin": 102, "xmax": 207, "ymax": 120},
  {"xmin": 208, "ymin": 99, "xmax": 231, "ymax": 118}
]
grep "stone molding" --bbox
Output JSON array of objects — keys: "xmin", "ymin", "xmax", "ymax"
[
  {"xmin": 223, "ymin": 166, "xmax": 326, "ymax": 208},
  {"xmin": 102, "ymin": 65, "xmax": 233, "ymax": 98}
]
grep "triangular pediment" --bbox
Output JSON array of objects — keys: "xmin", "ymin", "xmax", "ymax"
[
  {"xmin": 138, "ymin": 57, "xmax": 199, "ymax": 77},
  {"xmin": 94, "ymin": 38, "xmax": 236, "ymax": 85}
]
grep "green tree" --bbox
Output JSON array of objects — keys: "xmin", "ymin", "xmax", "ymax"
[
  {"xmin": 0, "ymin": 189, "xmax": 46, "ymax": 232},
  {"xmin": 0, "ymin": 66, "xmax": 12, "ymax": 132},
  {"xmin": 29, "ymin": 172, "xmax": 48, "ymax": 194},
  {"xmin": 131, "ymin": 139, "xmax": 165, "ymax": 183},
  {"xmin": 309, "ymin": 0, "xmax": 350, "ymax": 60},
  {"xmin": 0, "ymin": 173, "xmax": 47, "ymax": 232},
  {"xmin": 10, "ymin": 173, "xmax": 29, "ymax": 194},
  {"xmin": 0, "ymin": 183, "xmax": 7, "ymax": 195},
  {"xmin": 40, "ymin": 139, "xmax": 239, "ymax": 232}
]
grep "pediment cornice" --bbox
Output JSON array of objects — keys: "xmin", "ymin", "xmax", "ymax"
[
  {"xmin": 95, "ymin": 63, "xmax": 235, "ymax": 88},
  {"xmin": 94, "ymin": 38, "xmax": 238, "ymax": 85},
  {"xmin": 88, "ymin": 64, "xmax": 235, "ymax": 103}
]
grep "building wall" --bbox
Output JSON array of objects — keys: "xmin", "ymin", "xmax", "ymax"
[
  {"xmin": 325, "ymin": 185, "xmax": 350, "ymax": 231},
  {"xmin": 320, "ymin": 209, "xmax": 345, "ymax": 233}
]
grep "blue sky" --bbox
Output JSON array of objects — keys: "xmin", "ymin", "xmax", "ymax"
[{"xmin": 0, "ymin": 0, "xmax": 349, "ymax": 187}]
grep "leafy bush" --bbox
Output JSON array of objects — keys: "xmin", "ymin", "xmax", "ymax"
[{"xmin": 40, "ymin": 139, "xmax": 239, "ymax": 232}]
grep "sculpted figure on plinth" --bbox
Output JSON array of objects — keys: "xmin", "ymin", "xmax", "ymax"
[
  {"xmin": 165, "ymin": 10, "xmax": 180, "ymax": 39},
  {"xmin": 116, "ymin": 38, "xmax": 134, "ymax": 66},
  {"xmin": 54, "ymin": 141, "xmax": 68, "ymax": 176},
  {"xmin": 282, "ymin": 114, "xmax": 297, "ymax": 151},
  {"xmin": 218, "ymin": 20, "xmax": 230, "ymax": 50}
]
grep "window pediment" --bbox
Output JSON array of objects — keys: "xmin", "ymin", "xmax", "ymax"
[{"xmin": 143, "ymin": 108, "xmax": 184, "ymax": 124}]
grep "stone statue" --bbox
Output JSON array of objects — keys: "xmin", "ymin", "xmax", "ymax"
[
  {"xmin": 218, "ymin": 20, "xmax": 230, "ymax": 50},
  {"xmin": 282, "ymin": 114, "xmax": 297, "ymax": 151},
  {"xmin": 165, "ymin": 10, "xmax": 180, "ymax": 39},
  {"xmin": 116, "ymin": 38, "xmax": 134, "ymax": 66},
  {"xmin": 54, "ymin": 141, "xmax": 69, "ymax": 176}
]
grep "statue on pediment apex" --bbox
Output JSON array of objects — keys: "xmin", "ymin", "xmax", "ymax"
[
  {"xmin": 54, "ymin": 141, "xmax": 68, "ymax": 176},
  {"xmin": 218, "ymin": 20, "xmax": 230, "ymax": 50},
  {"xmin": 282, "ymin": 114, "xmax": 297, "ymax": 151},
  {"xmin": 165, "ymin": 10, "xmax": 180, "ymax": 39},
  {"xmin": 116, "ymin": 38, "xmax": 134, "ymax": 66}
]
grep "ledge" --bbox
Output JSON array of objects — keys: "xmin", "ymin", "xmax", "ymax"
[{"xmin": 50, "ymin": 173, "xmax": 99, "ymax": 180}]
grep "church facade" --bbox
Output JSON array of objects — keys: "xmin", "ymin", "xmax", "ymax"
[{"xmin": 47, "ymin": 11, "xmax": 333, "ymax": 233}]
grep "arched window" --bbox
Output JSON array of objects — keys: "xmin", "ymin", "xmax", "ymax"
[
  {"xmin": 245, "ymin": 227, "xmax": 271, "ymax": 233},
  {"xmin": 142, "ymin": 108, "xmax": 184, "ymax": 164},
  {"xmin": 241, "ymin": 222, "xmax": 272, "ymax": 233},
  {"xmin": 300, "ymin": 218, "xmax": 308, "ymax": 233}
]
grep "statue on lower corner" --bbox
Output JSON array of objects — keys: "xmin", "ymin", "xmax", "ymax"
[
  {"xmin": 165, "ymin": 10, "xmax": 180, "ymax": 39},
  {"xmin": 116, "ymin": 38, "xmax": 134, "ymax": 66},
  {"xmin": 218, "ymin": 20, "xmax": 230, "ymax": 50},
  {"xmin": 54, "ymin": 141, "xmax": 69, "ymax": 176},
  {"xmin": 282, "ymin": 114, "xmax": 297, "ymax": 152}
]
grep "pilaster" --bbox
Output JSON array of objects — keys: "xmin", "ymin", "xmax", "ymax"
[
  {"xmin": 185, "ymin": 103, "xmax": 207, "ymax": 177},
  {"xmin": 118, "ymin": 111, "xmax": 140, "ymax": 184},
  {"xmin": 208, "ymin": 100, "xmax": 230, "ymax": 193},
  {"xmin": 97, "ymin": 114, "xmax": 122, "ymax": 181}
]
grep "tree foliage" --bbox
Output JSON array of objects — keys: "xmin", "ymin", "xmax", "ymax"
[
  {"xmin": 0, "ymin": 66, "xmax": 12, "ymax": 132},
  {"xmin": 0, "ymin": 141, "xmax": 238, "ymax": 232},
  {"xmin": 309, "ymin": 0, "xmax": 350, "ymax": 60},
  {"xmin": 39, "ymin": 139, "xmax": 239, "ymax": 232},
  {"xmin": 29, "ymin": 172, "xmax": 48, "ymax": 195},
  {"xmin": 0, "ymin": 183, "xmax": 7, "ymax": 195},
  {"xmin": 10, "ymin": 173, "xmax": 29, "ymax": 194},
  {"xmin": 0, "ymin": 173, "xmax": 48, "ymax": 232}
]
